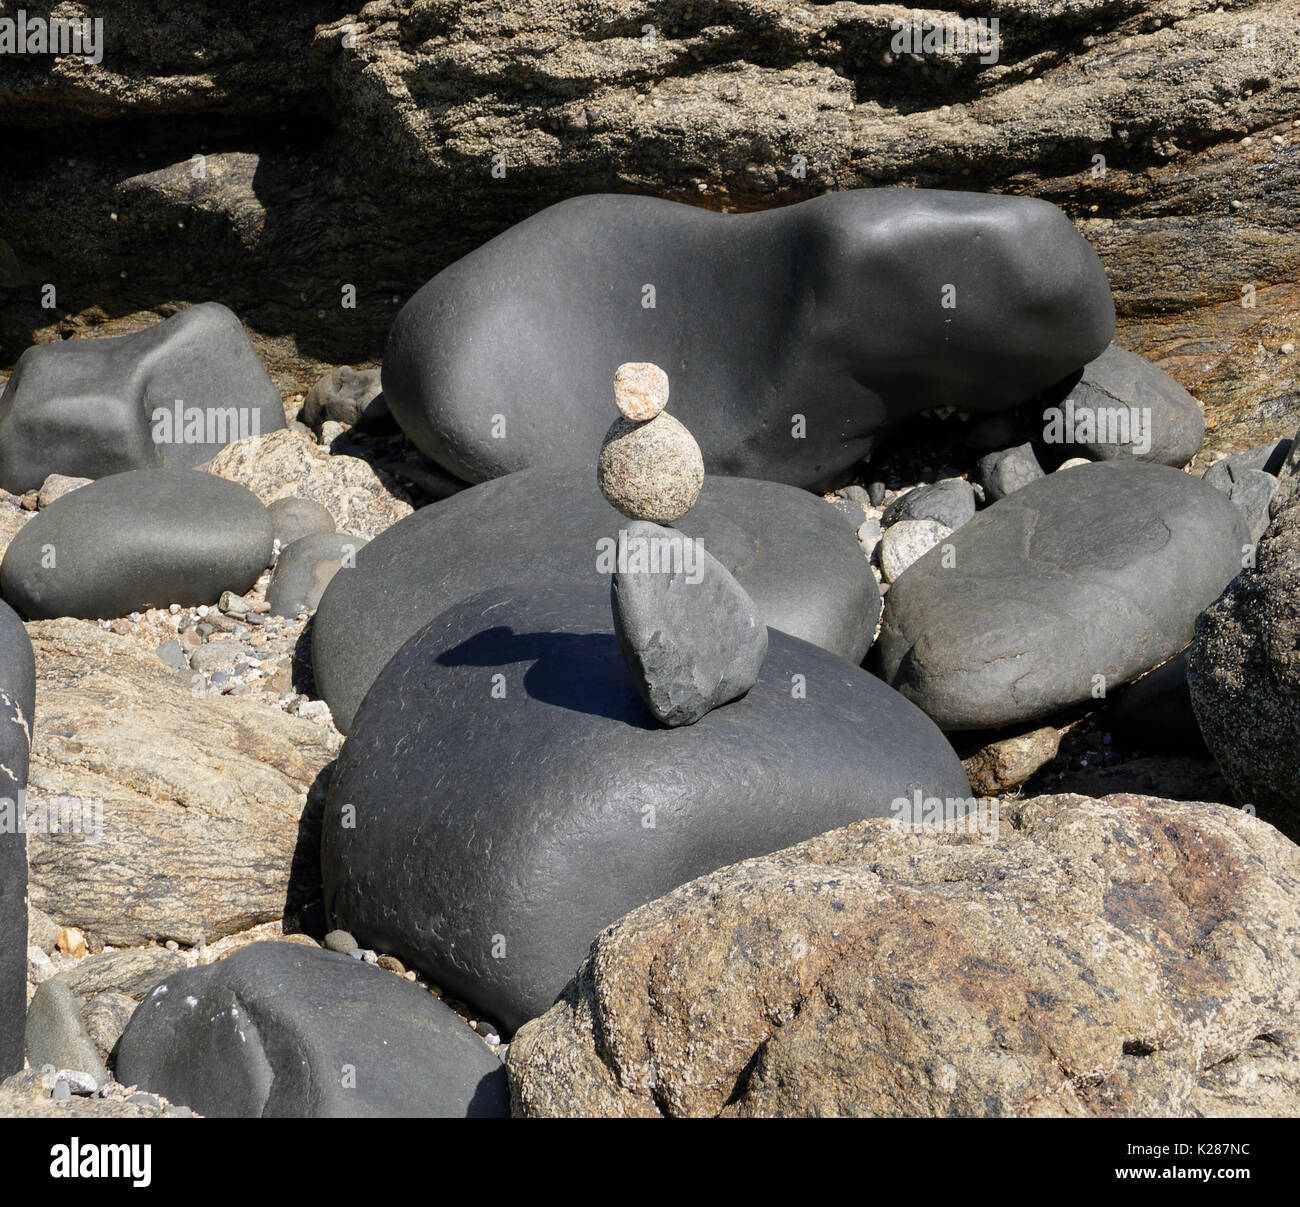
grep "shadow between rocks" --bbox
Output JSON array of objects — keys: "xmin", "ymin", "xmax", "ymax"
[{"xmin": 282, "ymin": 760, "xmax": 335, "ymax": 939}]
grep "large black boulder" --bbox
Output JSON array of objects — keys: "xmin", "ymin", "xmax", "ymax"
[
  {"xmin": 383, "ymin": 189, "xmax": 1114, "ymax": 488},
  {"xmin": 876, "ymin": 462, "xmax": 1248, "ymax": 730},
  {"xmin": 114, "ymin": 942, "xmax": 508, "ymax": 1117},
  {"xmin": 0, "ymin": 600, "xmax": 34, "ymax": 1077},
  {"xmin": 322, "ymin": 583, "xmax": 971, "ymax": 1033},
  {"xmin": 312, "ymin": 467, "xmax": 879, "ymax": 732},
  {"xmin": 0, "ymin": 303, "xmax": 285, "ymax": 493}
]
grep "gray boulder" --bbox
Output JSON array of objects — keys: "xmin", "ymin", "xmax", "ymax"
[
  {"xmin": 612, "ymin": 521, "xmax": 767, "ymax": 726},
  {"xmin": 266, "ymin": 533, "xmax": 367, "ymax": 619},
  {"xmin": 1039, "ymin": 343, "xmax": 1205, "ymax": 467},
  {"xmin": 267, "ymin": 496, "xmax": 335, "ymax": 547},
  {"xmin": 114, "ymin": 942, "xmax": 507, "ymax": 1117},
  {"xmin": 877, "ymin": 462, "xmax": 1249, "ymax": 730},
  {"xmin": 978, "ymin": 443, "xmax": 1044, "ymax": 502},
  {"xmin": 0, "ymin": 304, "xmax": 284, "ymax": 493},
  {"xmin": 300, "ymin": 366, "xmax": 389, "ymax": 432},
  {"xmin": 25, "ymin": 979, "xmax": 108, "ymax": 1089},
  {"xmin": 322, "ymin": 582, "xmax": 971, "ymax": 1033},
  {"xmin": 383, "ymin": 189, "xmax": 1113, "ymax": 487},
  {"xmin": 1, "ymin": 469, "xmax": 273, "ymax": 619},
  {"xmin": 312, "ymin": 468, "xmax": 880, "ymax": 733},
  {"xmin": 881, "ymin": 479, "xmax": 976, "ymax": 530}
]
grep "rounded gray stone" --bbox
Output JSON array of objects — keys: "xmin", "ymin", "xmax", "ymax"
[
  {"xmin": 115, "ymin": 942, "xmax": 507, "ymax": 1117},
  {"xmin": 978, "ymin": 443, "xmax": 1044, "ymax": 502},
  {"xmin": 266, "ymin": 533, "xmax": 367, "ymax": 618},
  {"xmin": 322, "ymin": 581, "xmax": 971, "ymax": 1033},
  {"xmin": 882, "ymin": 479, "xmax": 976, "ymax": 530},
  {"xmin": 382, "ymin": 190, "xmax": 1115, "ymax": 488},
  {"xmin": 24, "ymin": 979, "xmax": 108, "ymax": 1088},
  {"xmin": 876, "ymin": 462, "xmax": 1250, "ymax": 731},
  {"xmin": 267, "ymin": 496, "xmax": 336, "ymax": 547},
  {"xmin": 0, "ymin": 303, "xmax": 285, "ymax": 493},
  {"xmin": 312, "ymin": 467, "xmax": 880, "ymax": 732},
  {"xmin": 0, "ymin": 469, "xmax": 273, "ymax": 620},
  {"xmin": 1038, "ymin": 343, "xmax": 1205, "ymax": 467}
]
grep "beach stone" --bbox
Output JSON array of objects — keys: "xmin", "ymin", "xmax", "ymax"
[
  {"xmin": 322, "ymin": 581, "xmax": 970, "ymax": 1033},
  {"xmin": 880, "ymin": 519, "xmax": 952, "ymax": 584},
  {"xmin": 1203, "ymin": 437, "xmax": 1291, "ymax": 492},
  {"xmin": 267, "ymin": 496, "xmax": 335, "ymax": 547},
  {"xmin": 28, "ymin": 907, "xmax": 59, "ymax": 956},
  {"xmin": 383, "ymin": 190, "xmax": 1114, "ymax": 488},
  {"xmin": 856, "ymin": 519, "xmax": 882, "ymax": 559},
  {"xmin": 613, "ymin": 363, "xmax": 668, "ymax": 422},
  {"xmin": 56, "ymin": 947, "xmax": 187, "ymax": 1003},
  {"xmin": 205, "ymin": 427, "xmax": 412, "ymax": 542},
  {"xmin": 1039, "ymin": 343, "xmax": 1205, "ymax": 467},
  {"xmin": 597, "ymin": 413, "xmax": 704, "ymax": 523},
  {"xmin": 1224, "ymin": 468, "xmax": 1278, "ymax": 544},
  {"xmin": 0, "ymin": 469, "xmax": 273, "ymax": 620},
  {"xmin": 36, "ymin": 475, "xmax": 91, "ymax": 509},
  {"xmin": 978, "ymin": 443, "xmax": 1044, "ymax": 501},
  {"xmin": 1189, "ymin": 487, "xmax": 1300, "ymax": 837},
  {"xmin": 508, "ymin": 794, "xmax": 1300, "ymax": 1118},
  {"xmin": 961, "ymin": 726, "xmax": 1063, "ymax": 795},
  {"xmin": 324, "ymin": 929, "xmax": 357, "ymax": 954},
  {"xmin": 300, "ymin": 366, "xmax": 388, "ymax": 432},
  {"xmin": 0, "ymin": 303, "xmax": 285, "ymax": 493},
  {"xmin": 882, "ymin": 479, "xmax": 975, "ymax": 531},
  {"xmin": 0, "ymin": 599, "xmax": 34, "ymax": 1077},
  {"xmin": 313, "ymin": 468, "xmax": 879, "ymax": 733},
  {"xmin": 266, "ymin": 533, "xmax": 367, "ymax": 618},
  {"xmin": 612, "ymin": 521, "xmax": 767, "ymax": 726},
  {"xmin": 115, "ymin": 942, "xmax": 508, "ymax": 1117},
  {"xmin": 79, "ymin": 991, "xmax": 138, "ymax": 1062},
  {"xmin": 25, "ymin": 979, "xmax": 108, "ymax": 1088},
  {"xmin": 877, "ymin": 462, "xmax": 1249, "ymax": 731}
]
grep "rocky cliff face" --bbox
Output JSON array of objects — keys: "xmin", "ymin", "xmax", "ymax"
[{"xmin": 2, "ymin": 1, "xmax": 1296, "ymax": 446}]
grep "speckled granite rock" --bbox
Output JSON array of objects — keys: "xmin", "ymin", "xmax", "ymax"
[{"xmin": 509, "ymin": 794, "xmax": 1300, "ymax": 1117}]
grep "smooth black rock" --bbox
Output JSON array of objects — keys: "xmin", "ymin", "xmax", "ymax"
[
  {"xmin": 0, "ymin": 600, "xmax": 34, "ymax": 1077},
  {"xmin": 0, "ymin": 304, "xmax": 285, "ymax": 493},
  {"xmin": 266, "ymin": 533, "xmax": 367, "ymax": 619},
  {"xmin": 612, "ymin": 521, "xmax": 768, "ymax": 726},
  {"xmin": 322, "ymin": 582, "xmax": 971, "ymax": 1033},
  {"xmin": 312, "ymin": 467, "xmax": 879, "ymax": 732},
  {"xmin": 0, "ymin": 469, "xmax": 273, "ymax": 620},
  {"xmin": 978, "ymin": 443, "xmax": 1043, "ymax": 501},
  {"xmin": 267, "ymin": 497, "xmax": 335, "ymax": 547},
  {"xmin": 383, "ymin": 189, "xmax": 1114, "ymax": 488},
  {"xmin": 114, "ymin": 942, "xmax": 508, "ymax": 1117},
  {"xmin": 882, "ymin": 479, "xmax": 976, "ymax": 530},
  {"xmin": 876, "ymin": 462, "xmax": 1249, "ymax": 731},
  {"xmin": 1038, "ymin": 343, "xmax": 1205, "ymax": 467}
]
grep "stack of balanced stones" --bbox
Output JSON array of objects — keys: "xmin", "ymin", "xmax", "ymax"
[{"xmin": 598, "ymin": 362, "xmax": 768, "ymax": 727}]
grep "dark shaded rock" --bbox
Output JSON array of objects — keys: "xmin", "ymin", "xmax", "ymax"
[
  {"xmin": 882, "ymin": 479, "xmax": 975, "ymax": 530},
  {"xmin": 1, "ymin": 469, "xmax": 273, "ymax": 619},
  {"xmin": 384, "ymin": 190, "xmax": 1113, "ymax": 488},
  {"xmin": 508, "ymin": 794, "xmax": 1300, "ymax": 1118},
  {"xmin": 0, "ymin": 599, "xmax": 33, "ymax": 1077},
  {"xmin": 1039, "ymin": 343, "xmax": 1205, "ymax": 467},
  {"xmin": 322, "ymin": 582, "xmax": 970, "ymax": 1033},
  {"xmin": 612, "ymin": 521, "xmax": 767, "ymax": 726},
  {"xmin": 1189, "ymin": 486, "xmax": 1300, "ymax": 837},
  {"xmin": 267, "ymin": 496, "xmax": 335, "ymax": 547},
  {"xmin": 877, "ymin": 462, "xmax": 1249, "ymax": 731},
  {"xmin": 313, "ymin": 468, "xmax": 879, "ymax": 733},
  {"xmin": 300, "ymin": 366, "xmax": 390, "ymax": 432},
  {"xmin": 266, "ymin": 533, "xmax": 367, "ymax": 619},
  {"xmin": 1106, "ymin": 650, "xmax": 1205, "ymax": 755},
  {"xmin": 25, "ymin": 979, "xmax": 108, "ymax": 1088},
  {"xmin": 978, "ymin": 443, "xmax": 1044, "ymax": 501},
  {"xmin": 0, "ymin": 304, "xmax": 284, "ymax": 493},
  {"xmin": 115, "ymin": 942, "xmax": 508, "ymax": 1118}
]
